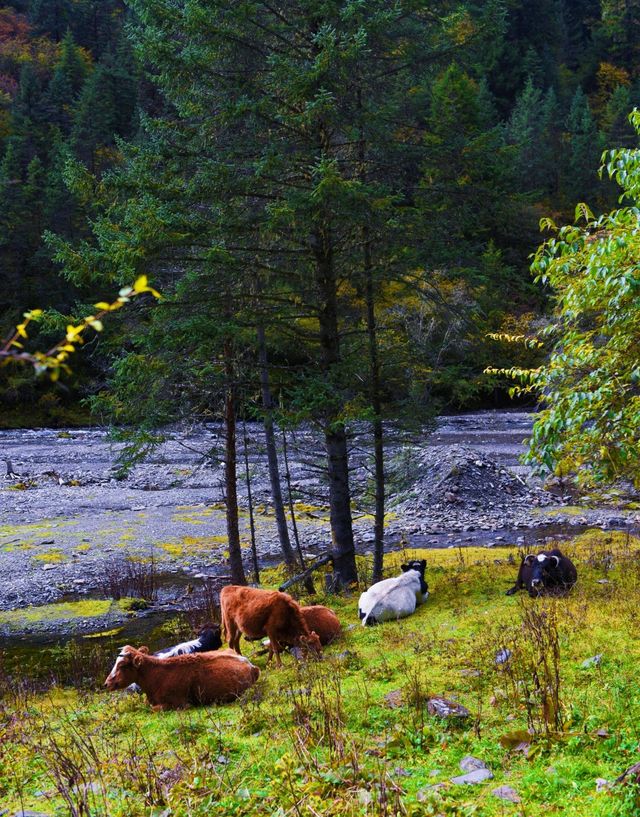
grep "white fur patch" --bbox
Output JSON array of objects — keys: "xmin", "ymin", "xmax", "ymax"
[
  {"xmin": 157, "ymin": 637, "xmax": 200, "ymax": 658},
  {"xmin": 537, "ymin": 554, "xmax": 546, "ymax": 562},
  {"xmin": 106, "ymin": 653, "xmax": 126, "ymax": 680}
]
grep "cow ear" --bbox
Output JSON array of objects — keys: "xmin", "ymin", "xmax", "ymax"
[
  {"xmin": 400, "ymin": 563, "xmax": 409, "ymax": 572},
  {"xmin": 524, "ymin": 554, "xmax": 536, "ymax": 565},
  {"xmin": 550, "ymin": 555, "xmax": 560, "ymax": 567},
  {"xmin": 138, "ymin": 646, "xmax": 150, "ymax": 655},
  {"xmin": 133, "ymin": 653, "xmax": 145, "ymax": 668},
  {"xmin": 419, "ymin": 559, "xmax": 426, "ymax": 570}
]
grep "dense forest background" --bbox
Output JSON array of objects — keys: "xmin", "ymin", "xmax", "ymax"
[{"xmin": 1, "ymin": 0, "xmax": 639, "ymax": 427}]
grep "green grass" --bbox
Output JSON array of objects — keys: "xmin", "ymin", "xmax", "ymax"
[{"xmin": 2, "ymin": 529, "xmax": 640, "ymax": 815}]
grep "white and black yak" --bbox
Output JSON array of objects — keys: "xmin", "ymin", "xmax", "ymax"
[{"xmin": 358, "ymin": 559, "xmax": 429, "ymax": 626}]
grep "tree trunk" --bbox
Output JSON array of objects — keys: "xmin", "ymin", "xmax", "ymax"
[
  {"xmin": 242, "ymin": 419, "xmax": 259, "ymax": 584},
  {"xmin": 364, "ymin": 231, "xmax": 386, "ymax": 583},
  {"xmin": 282, "ymin": 428, "xmax": 315, "ymax": 595},
  {"xmin": 224, "ymin": 338, "xmax": 246, "ymax": 585},
  {"xmin": 257, "ymin": 322, "xmax": 297, "ymax": 569},
  {"xmin": 313, "ymin": 225, "xmax": 358, "ymax": 588}
]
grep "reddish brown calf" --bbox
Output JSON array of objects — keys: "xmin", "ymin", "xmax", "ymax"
[
  {"xmin": 220, "ymin": 585, "xmax": 322, "ymax": 667},
  {"xmin": 301, "ymin": 605, "xmax": 342, "ymax": 646},
  {"xmin": 104, "ymin": 645, "xmax": 259, "ymax": 710}
]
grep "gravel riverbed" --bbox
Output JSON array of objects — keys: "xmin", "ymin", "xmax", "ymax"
[{"xmin": 1, "ymin": 410, "xmax": 637, "ymax": 619}]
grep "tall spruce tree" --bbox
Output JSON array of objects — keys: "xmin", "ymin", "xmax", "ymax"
[{"xmin": 51, "ymin": 0, "xmax": 495, "ymax": 586}]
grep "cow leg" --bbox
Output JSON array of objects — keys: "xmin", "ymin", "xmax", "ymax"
[
  {"xmin": 229, "ymin": 621, "xmax": 242, "ymax": 654},
  {"xmin": 505, "ymin": 584, "xmax": 520, "ymax": 596},
  {"xmin": 265, "ymin": 629, "xmax": 282, "ymax": 667}
]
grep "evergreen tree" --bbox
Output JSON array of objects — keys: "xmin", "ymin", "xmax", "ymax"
[
  {"xmin": 507, "ymin": 78, "xmax": 559, "ymax": 195},
  {"xmin": 29, "ymin": 0, "xmax": 71, "ymax": 42},
  {"xmin": 420, "ymin": 64, "xmax": 516, "ymax": 276},
  {"xmin": 72, "ymin": 51, "xmax": 137, "ymax": 172},
  {"xmin": 561, "ymin": 87, "xmax": 605, "ymax": 205}
]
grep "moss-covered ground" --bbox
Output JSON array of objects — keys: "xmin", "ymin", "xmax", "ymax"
[{"xmin": 2, "ymin": 529, "xmax": 640, "ymax": 816}]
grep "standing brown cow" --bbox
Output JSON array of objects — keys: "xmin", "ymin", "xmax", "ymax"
[
  {"xmin": 220, "ymin": 585, "xmax": 322, "ymax": 667},
  {"xmin": 104, "ymin": 645, "xmax": 259, "ymax": 710}
]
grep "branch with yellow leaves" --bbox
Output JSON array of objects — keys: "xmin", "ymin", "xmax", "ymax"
[{"xmin": 0, "ymin": 276, "xmax": 161, "ymax": 379}]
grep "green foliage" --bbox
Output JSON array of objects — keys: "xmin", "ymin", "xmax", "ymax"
[{"xmin": 523, "ymin": 109, "xmax": 640, "ymax": 485}]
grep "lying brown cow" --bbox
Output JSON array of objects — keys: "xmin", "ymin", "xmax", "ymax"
[
  {"xmin": 301, "ymin": 605, "xmax": 341, "ymax": 646},
  {"xmin": 104, "ymin": 645, "xmax": 259, "ymax": 710},
  {"xmin": 221, "ymin": 585, "xmax": 322, "ymax": 667}
]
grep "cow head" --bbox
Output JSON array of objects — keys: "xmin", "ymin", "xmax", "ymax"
[
  {"xmin": 523, "ymin": 552, "xmax": 561, "ymax": 596},
  {"xmin": 199, "ymin": 626, "xmax": 223, "ymax": 652},
  {"xmin": 104, "ymin": 645, "xmax": 148, "ymax": 690},
  {"xmin": 401, "ymin": 559, "xmax": 429, "ymax": 597},
  {"xmin": 299, "ymin": 630, "xmax": 322, "ymax": 657}
]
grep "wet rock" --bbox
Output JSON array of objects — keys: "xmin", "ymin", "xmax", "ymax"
[
  {"xmin": 495, "ymin": 648, "xmax": 512, "ymax": 665},
  {"xmin": 596, "ymin": 778, "xmax": 610, "ymax": 792}
]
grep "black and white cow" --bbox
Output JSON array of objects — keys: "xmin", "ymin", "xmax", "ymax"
[
  {"xmin": 506, "ymin": 549, "xmax": 577, "ymax": 597},
  {"xmin": 154, "ymin": 627, "xmax": 222, "ymax": 658},
  {"xmin": 358, "ymin": 560, "xmax": 429, "ymax": 626},
  {"xmin": 126, "ymin": 627, "xmax": 221, "ymax": 693}
]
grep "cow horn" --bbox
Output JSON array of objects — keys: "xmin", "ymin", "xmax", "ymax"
[
  {"xmin": 524, "ymin": 554, "xmax": 536, "ymax": 565},
  {"xmin": 551, "ymin": 554, "xmax": 560, "ymax": 567}
]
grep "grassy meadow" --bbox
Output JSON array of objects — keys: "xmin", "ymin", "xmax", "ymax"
[{"xmin": 2, "ymin": 530, "xmax": 640, "ymax": 816}]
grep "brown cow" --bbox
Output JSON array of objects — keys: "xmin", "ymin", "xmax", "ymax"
[
  {"xmin": 301, "ymin": 605, "xmax": 341, "ymax": 646},
  {"xmin": 104, "ymin": 645, "xmax": 259, "ymax": 710},
  {"xmin": 220, "ymin": 585, "xmax": 322, "ymax": 667}
]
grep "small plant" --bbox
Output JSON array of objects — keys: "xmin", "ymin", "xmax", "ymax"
[
  {"xmin": 182, "ymin": 576, "xmax": 221, "ymax": 632},
  {"xmin": 501, "ymin": 599, "xmax": 564, "ymax": 736},
  {"xmin": 97, "ymin": 553, "xmax": 158, "ymax": 602}
]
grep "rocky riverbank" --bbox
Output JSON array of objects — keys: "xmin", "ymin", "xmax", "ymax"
[{"xmin": 1, "ymin": 411, "xmax": 638, "ymax": 620}]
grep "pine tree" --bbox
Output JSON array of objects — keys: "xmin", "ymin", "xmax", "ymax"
[
  {"xmin": 561, "ymin": 87, "xmax": 605, "ymax": 205},
  {"xmin": 507, "ymin": 77, "xmax": 559, "ymax": 195},
  {"xmin": 51, "ymin": 0, "xmax": 496, "ymax": 587},
  {"xmin": 29, "ymin": 0, "xmax": 71, "ymax": 42},
  {"xmin": 72, "ymin": 50, "xmax": 137, "ymax": 172}
]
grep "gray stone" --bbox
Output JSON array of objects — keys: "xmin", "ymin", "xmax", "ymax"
[
  {"xmin": 491, "ymin": 785, "xmax": 521, "ymax": 803},
  {"xmin": 459, "ymin": 755, "xmax": 489, "ymax": 772},
  {"xmin": 427, "ymin": 696, "xmax": 470, "ymax": 720},
  {"xmin": 451, "ymin": 769, "xmax": 494, "ymax": 785},
  {"xmin": 581, "ymin": 654, "xmax": 603, "ymax": 669},
  {"xmin": 495, "ymin": 648, "xmax": 512, "ymax": 665}
]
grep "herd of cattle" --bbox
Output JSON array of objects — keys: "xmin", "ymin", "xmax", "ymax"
[{"xmin": 104, "ymin": 548, "xmax": 578, "ymax": 710}]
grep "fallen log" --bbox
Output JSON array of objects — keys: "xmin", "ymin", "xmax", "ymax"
[{"xmin": 278, "ymin": 553, "xmax": 334, "ymax": 592}]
